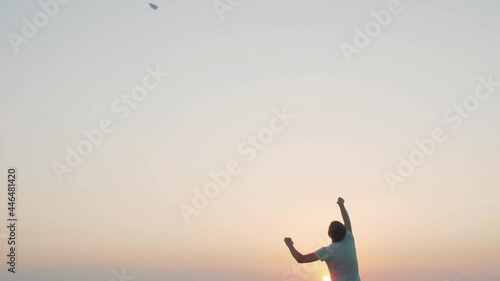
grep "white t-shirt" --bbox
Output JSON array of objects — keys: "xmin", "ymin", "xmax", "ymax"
[{"xmin": 314, "ymin": 231, "xmax": 361, "ymax": 281}]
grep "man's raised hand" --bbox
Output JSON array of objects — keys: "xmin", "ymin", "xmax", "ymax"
[
  {"xmin": 337, "ymin": 197, "xmax": 345, "ymax": 206},
  {"xmin": 337, "ymin": 197, "xmax": 352, "ymax": 232},
  {"xmin": 284, "ymin": 237, "xmax": 294, "ymax": 247}
]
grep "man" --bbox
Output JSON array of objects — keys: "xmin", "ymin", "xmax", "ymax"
[{"xmin": 284, "ymin": 197, "xmax": 361, "ymax": 281}]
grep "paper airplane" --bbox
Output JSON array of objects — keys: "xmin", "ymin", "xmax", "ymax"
[{"xmin": 149, "ymin": 3, "xmax": 159, "ymax": 10}]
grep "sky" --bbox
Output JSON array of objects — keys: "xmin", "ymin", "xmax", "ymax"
[{"xmin": 1, "ymin": 1, "xmax": 500, "ymax": 281}]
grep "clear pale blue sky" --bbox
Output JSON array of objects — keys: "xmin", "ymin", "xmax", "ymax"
[{"xmin": 1, "ymin": 1, "xmax": 500, "ymax": 281}]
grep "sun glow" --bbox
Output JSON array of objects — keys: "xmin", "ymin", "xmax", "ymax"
[{"xmin": 323, "ymin": 276, "xmax": 331, "ymax": 281}]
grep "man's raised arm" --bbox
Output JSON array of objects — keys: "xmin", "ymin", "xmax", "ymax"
[{"xmin": 337, "ymin": 197, "xmax": 352, "ymax": 233}]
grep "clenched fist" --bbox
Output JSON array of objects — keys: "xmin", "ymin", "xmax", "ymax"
[
  {"xmin": 337, "ymin": 197, "xmax": 345, "ymax": 206},
  {"xmin": 284, "ymin": 237, "xmax": 294, "ymax": 247}
]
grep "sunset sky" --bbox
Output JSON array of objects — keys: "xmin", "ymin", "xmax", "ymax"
[{"xmin": 1, "ymin": 1, "xmax": 500, "ymax": 281}]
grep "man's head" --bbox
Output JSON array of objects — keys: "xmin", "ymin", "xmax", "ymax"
[{"xmin": 328, "ymin": 221, "xmax": 346, "ymax": 242}]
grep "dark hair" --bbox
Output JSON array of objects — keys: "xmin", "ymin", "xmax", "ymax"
[{"xmin": 328, "ymin": 221, "xmax": 346, "ymax": 242}]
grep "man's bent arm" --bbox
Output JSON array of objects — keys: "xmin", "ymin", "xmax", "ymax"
[{"xmin": 287, "ymin": 245, "xmax": 318, "ymax": 263}]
